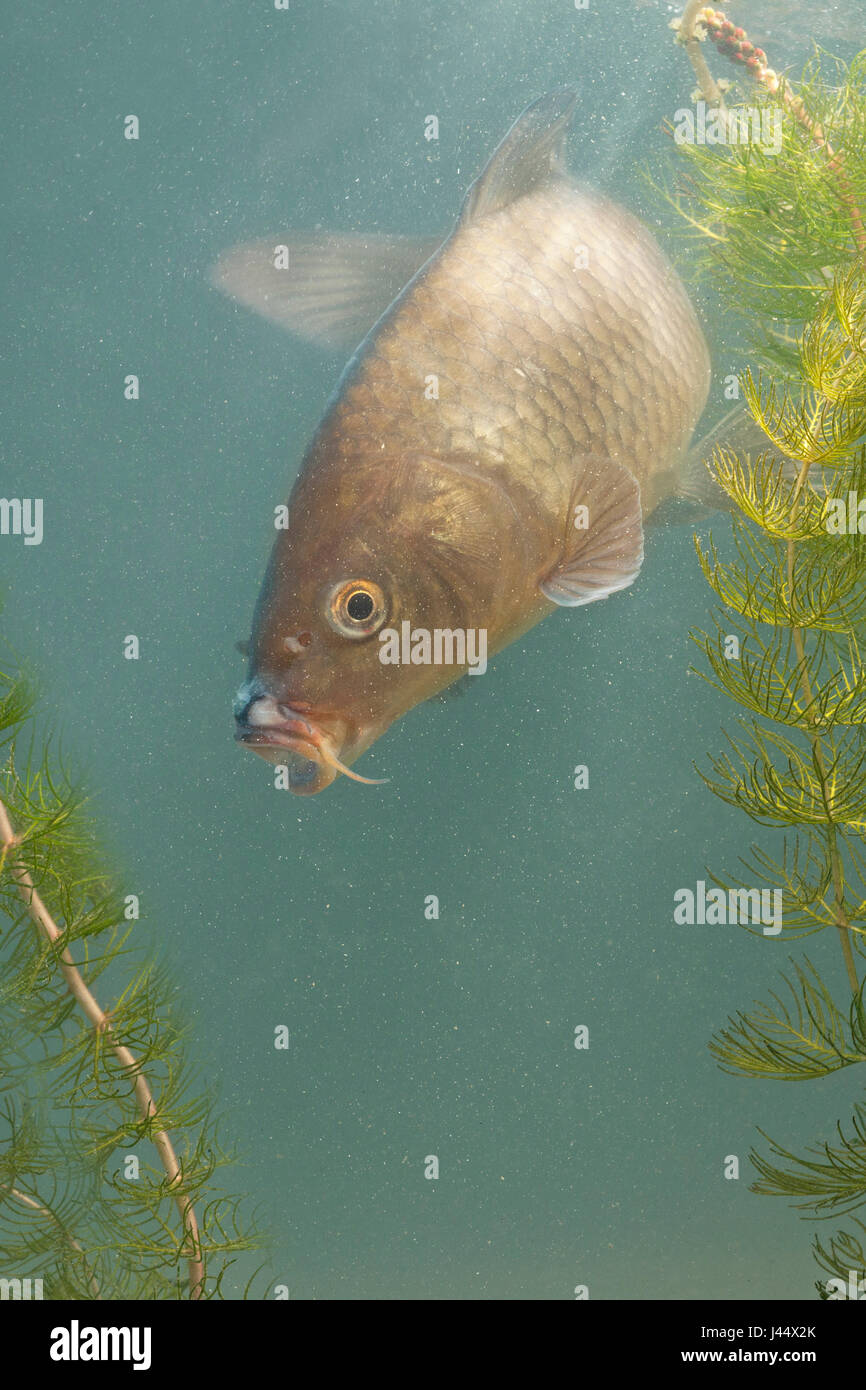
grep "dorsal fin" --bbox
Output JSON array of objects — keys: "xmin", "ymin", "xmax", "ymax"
[{"xmin": 460, "ymin": 88, "xmax": 577, "ymax": 227}]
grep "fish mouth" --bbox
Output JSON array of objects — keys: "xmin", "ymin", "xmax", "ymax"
[{"xmin": 234, "ymin": 695, "xmax": 387, "ymax": 795}]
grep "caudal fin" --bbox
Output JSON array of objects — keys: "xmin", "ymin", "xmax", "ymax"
[{"xmin": 673, "ymin": 404, "xmax": 806, "ymax": 520}]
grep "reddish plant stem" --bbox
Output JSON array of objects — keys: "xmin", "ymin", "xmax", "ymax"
[{"xmin": 681, "ymin": 4, "xmax": 866, "ymax": 257}]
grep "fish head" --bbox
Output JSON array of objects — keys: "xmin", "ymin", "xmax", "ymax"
[
  {"xmin": 234, "ymin": 550, "xmax": 401, "ymax": 795},
  {"xmin": 234, "ymin": 450, "xmax": 522, "ymax": 794}
]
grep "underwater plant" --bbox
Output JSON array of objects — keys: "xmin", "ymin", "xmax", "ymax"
[
  {"xmin": 0, "ymin": 639, "xmax": 259, "ymax": 1298},
  {"xmin": 671, "ymin": 4, "xmax": 866, "ymax": 1294}
]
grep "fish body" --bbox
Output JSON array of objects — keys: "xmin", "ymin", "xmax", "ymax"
[{"xmin": 218, "ymin": 91, "xmax": 711, "ymax": 793}]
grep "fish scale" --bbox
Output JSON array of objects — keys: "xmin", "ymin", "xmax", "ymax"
[{"xmin": 321, "ymin": 181, "xmax": 709, "ymax": 517}]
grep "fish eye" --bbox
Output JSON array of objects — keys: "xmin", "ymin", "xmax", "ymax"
[
  {"xmin": 327, "ymin": 579, "xmax": 388, "ymax": 639},
  {"xmin": 347, "ymin": 590, "xmax": 374, "ymax": 621}
]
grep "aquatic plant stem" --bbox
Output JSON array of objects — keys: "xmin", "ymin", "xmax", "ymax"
[
  {"xmin": 677, "ymin": 5, "xmax": 866, "ymax": 994},
  {"xmin": 0, "ymin": 795, "xmax": 205, "ymax": 1299},
  {"xmin": 1, "ymin": 1184, "xmax": 101, "ymax": 1299},
  {"xmin": 678, "ymin": 0, "xmax": 726, "ymax": 108}
]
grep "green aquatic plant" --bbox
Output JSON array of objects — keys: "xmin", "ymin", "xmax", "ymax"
[
  {"xmin": 671, "ymin": 5, "xmax": 866, "ymax": 1295},
  {"xmin": 0, "ymin": 639, "xmax": 260, "ymax": 1298}
]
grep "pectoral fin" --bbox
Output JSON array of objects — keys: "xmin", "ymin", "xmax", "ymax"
[
  {"xmin": 211, "ymin": 232, "xmax": 443, "ymax": 351},
  {"xmin": 540, "ymin": 457, "xmax": 644, "ymax": 606}
]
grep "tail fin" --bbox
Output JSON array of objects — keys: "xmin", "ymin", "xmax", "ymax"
[{"xmin": 670, "ymin": 404, "xmax": 804, "ymax": 521}]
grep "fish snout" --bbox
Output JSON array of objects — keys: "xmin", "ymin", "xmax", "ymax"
[
  {"xmin": 233, "ymin": 679, "xmax": 388, "ymax": 793},
  {"xmin": 233, "ymin": 683, "xmax": 304, "ymax": 736},
  {"xmin": 233, "ymin": 685, "xmax": 337, "ymax": 793}
]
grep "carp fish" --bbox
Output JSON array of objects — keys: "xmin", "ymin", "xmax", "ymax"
[{"xmin": 216, "ymin": 89, "xmax": 716, "ymax": 794}]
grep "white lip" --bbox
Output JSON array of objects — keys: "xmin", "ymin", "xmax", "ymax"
[
  {"xmin": 235, "ymin": 695, "xmax": 323, "ymax": 762},
  {"xmin": 242, "ymin": 695, "xmax": 287, "ymax": 727}
]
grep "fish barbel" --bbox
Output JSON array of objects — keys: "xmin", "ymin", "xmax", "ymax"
[{"xmin": 216, "ymin": 89, "xmax": 713, "ymax": 793}]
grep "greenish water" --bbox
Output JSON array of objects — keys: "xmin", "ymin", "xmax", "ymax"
[{"xmin": 3, "ymin": 0, "xmax": 862, "ymax": 1299}]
